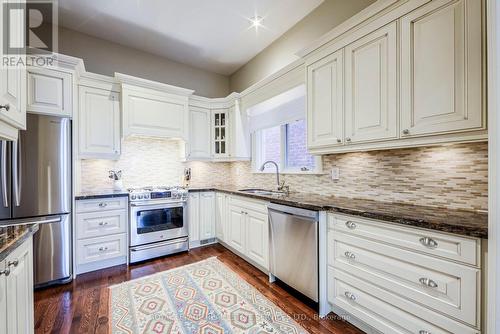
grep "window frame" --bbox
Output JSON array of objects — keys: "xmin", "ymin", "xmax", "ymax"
[{"xmin": 252, "ymin": 120, "xmax": 323, "ymax": 175}]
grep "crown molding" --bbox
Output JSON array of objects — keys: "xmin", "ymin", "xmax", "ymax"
[{"xmin": 115, "ymin": 72, "xmax": 195, "ymax": 96}]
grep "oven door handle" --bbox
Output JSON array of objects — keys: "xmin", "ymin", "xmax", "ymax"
[
  {"xmin": 130, "ymin": 201, "xmax": 186, "ymax": 209},
  {"xmin": 130, "ymin": 237, "xmax": 189, "ymax": 251}
]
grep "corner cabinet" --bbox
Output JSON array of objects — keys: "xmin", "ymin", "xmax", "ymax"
[
  {"xmin": 121, "ymin": 85, "xmax": 189, "ymax": 139},
  {"xmin": 305, "ymin": 0, "xmax": 486, "ymax": 154},
  {"xmin": 186, "ymin": 106, "xmax": 211, "ymax": 159},
  {"xmin": 78, "ymin": 85, "xmax": 121, "ymax": 159},
  {"xmin": 212, "ymin": 109, "xmax": 230, "ymax": 158},
  {"xmin": 0, "ymin": 235, "xmax": 34, "ymax": 334}
]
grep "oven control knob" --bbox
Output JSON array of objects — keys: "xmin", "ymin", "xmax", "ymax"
[
  {"xmin": 131, "ymin": 195, "xmax": 136, "ymax": 200},
  {"xmin": 138, "ymin": 195, "xmax": 143, "ymax": 199},
  {"xmin": 145, "ymin": 194, "xmax": 150, "ymax": 199}
]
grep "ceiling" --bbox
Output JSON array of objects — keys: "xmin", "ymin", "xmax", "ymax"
[{"xmin": 58, "ymin": 0, "xmax": 323, "ymax": 75}]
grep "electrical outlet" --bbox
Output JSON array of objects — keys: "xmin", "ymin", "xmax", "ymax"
[{"xmin": 331, "ymin": 167, "xmax": 340, "ymax": 181}]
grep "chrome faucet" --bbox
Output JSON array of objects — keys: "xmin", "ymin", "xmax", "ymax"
[{"xmin": 259, "ymin": 160, "xmax": 289, "ymax": 194}]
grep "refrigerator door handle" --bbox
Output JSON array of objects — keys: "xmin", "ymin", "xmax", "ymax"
[
  {"xmin": 1, "ymin": 141, "xmax": 8, "ymax": 208},
  {"xmin": 12, "ymin": 138, "xmax": 20, "ymax": 207}
]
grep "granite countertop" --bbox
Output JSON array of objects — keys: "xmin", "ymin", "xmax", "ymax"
[
  {"xmin": 0, "ymin": 223, "xmax": 39, "ymax": 262},
  {"xmin": 189, "ymin": 187, "xmax": 488, "ymax": 239},
  {"xmin": 75, "ymin": 190, "xmax": 129, "ymax": 200}
]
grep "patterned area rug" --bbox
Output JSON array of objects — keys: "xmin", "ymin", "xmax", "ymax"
[{"xmin": 110, "ymin": 257, "xmax": 308, "ymax": 333}]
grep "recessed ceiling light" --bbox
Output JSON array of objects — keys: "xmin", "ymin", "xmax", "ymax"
[{"xmin": 249, "ymin": 16, "xmax": 264, "ymax": 29}]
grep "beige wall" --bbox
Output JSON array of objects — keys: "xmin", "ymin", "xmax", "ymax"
[
  {"xmin": 229, "ymin": 0, "xmax": 375, "ymax": 92},
  {"xmin": 59, "ymin": 27, "xmax": 230, "ymax": 98}
]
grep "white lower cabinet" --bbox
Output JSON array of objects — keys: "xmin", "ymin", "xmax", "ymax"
[
  {"xmin": 225, "ymin": 195, "xmax": 269, "ymax": 271},
  {"xmin": 75, "ymin": 197, "xmax": 128, "ymax": 274},
  {"xmin": 0, "ymin": 235, "xmax": 34, "ymax": 334},
  {"xmin": 188, "ymin": 191, "xmax": 216, "ymax": 247},
  {"xmin": 327, "ymin": 213, "xmax": 481, "ymax": 333},
  {"xmin": 215, "ymin": 192, "xmax": 229, "ymax": 242}
]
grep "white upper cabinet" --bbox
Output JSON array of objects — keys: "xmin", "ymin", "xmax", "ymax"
[
  {"xmin": 0, "ymin": 0, "xmax": 26, "ymax": 140},
  {"xmin": 122, "ymin": 85, "xmax": 189, "ymax": 139},
  {"xmin": 307, "ymin": 50, "xmax": 344, "ymax": 149},
  {"xmin": 345, "ymin": 22, "xmax": 398, "ymax": 144},
  {"xmin": 79, "ymin": 85, "xmax": 121, "ymax": 159},
  {"xmin": 187, "ymin": 106, "xmax": 211, "ymax": 159},
  {"xmin": 27, "ymin": 67, "xmax": 72, "ymax": 117},
  {"xmin": 303, "ymin": 0, "xmax": 485, "ymax": 154},
  {"xmin": 400, "ymin": 0, "xmax": 483, "ymax": 137}
]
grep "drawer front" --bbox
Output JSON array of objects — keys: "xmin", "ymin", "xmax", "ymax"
[
  {"xmin": 76, "ymin": 197, "xmax": 128, "ymax": 213},
  {"xmin": 76, "ymin": 234, "xmax": 127, "ymax": 265},
  {"xmin": 76, "ymin": 210, "xmax": 127, "ymax": 239},
  {"xmin": 330, "ymin": 214, "xmax": 479, "ymax": 266},
  {"xmin": 329, "ymin": 268, "xmax": 478, "ymax": 334},
  {"xmin": 329, "ymin": 232, "xmax": 479, "ymax": 326},
  {"xmin": 229, "ymin": 195, "xmax": 268, "ymax": 215}
]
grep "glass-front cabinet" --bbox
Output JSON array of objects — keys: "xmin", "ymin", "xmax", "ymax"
[{"xmin": 212, "ymin": 108, "xmax": 230, "ymax": 158}]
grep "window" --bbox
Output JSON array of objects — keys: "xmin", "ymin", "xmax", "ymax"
[{"xmin": 254, "ymin": 119, "xmax": 321, "ymax": 173}]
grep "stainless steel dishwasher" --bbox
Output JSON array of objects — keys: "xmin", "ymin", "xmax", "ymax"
[{"xmin": 268, "ymin": 203, "xmax": 319, "ymax": 302}]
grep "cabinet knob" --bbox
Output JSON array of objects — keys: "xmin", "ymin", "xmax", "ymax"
[
  {"xmin": 336, "ymin": 138, "xmax": 342, "ymax": 143},
  {"xmin": 8, "ymin": 259, "xmax": 18, "ymax": 267},
  {"xmin": 419, "ymin": 277, "xmax": 438, "ymax": 288},
  {"xmin": 419, "ymin": 237, "xmax": 438, "ymax": 249},
  {"xmin": 0, "ymin": 104, "xmax": 10, "ymax": 111},
  {"xmin": 344, "ymin": 251, "xmax": 356, "ymax": 260},
  {"xmin": 402, "ymin": 129, "xmax": 410, "ymax": 135},
  {"xmin": 98, "ymin": 221, "xmax": 108, "ymax": 226},
  {"xmin": 345, "ymin": 221, "xmax": 357, "ymax": 229},
  {"xmin": 419, "ymin": 331, "xmax": 431, "ymax": 334},
  {"xmin": 98, "ymin": 202, "xmax": 107, "ymax": 208},
  {"xmin": 0, "ymin": 268, "xmax": 10, "ymax": 276},
  {"xmin": 98, "ymin": 246, "xmax": 108, "ymax": 252},
  {"xmin": 344, "ymin": 291, "xmax": 357, "ymax": 301},
  {"xmin": 345, "ymin": 137, "xmax": 351, "ymax": 142}
]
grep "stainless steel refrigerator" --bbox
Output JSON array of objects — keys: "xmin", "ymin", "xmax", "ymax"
[{"xmin": 0, "ymin": 114, "xmax": 72, "ymax": 287}]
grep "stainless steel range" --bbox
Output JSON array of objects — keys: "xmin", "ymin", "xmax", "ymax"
[{"xmin": 128, "ymin": 186, "xmax": 189, "ymax": 263}]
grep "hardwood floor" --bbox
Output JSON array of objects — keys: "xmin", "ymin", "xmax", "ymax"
[{"xmin": 34, "ymin": 244, "xmax": 363, "ymax": 334}]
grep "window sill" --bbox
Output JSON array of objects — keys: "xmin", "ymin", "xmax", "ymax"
[{"xmin": 252, "ymin": 170, "xmax": 326, "ymax": 176}]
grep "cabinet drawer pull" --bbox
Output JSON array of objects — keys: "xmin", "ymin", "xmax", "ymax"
[
  {"xmin": 419, "ymin": 237, "xmax": 438, "ymax": 249},
  {"xmin": 98, "ymin": 221, "xmax": 109, "ymax": 226},
  {"xmin": 419, "ymin": 331, "xmax": 431, "ymax": 334},
  {"xmin": 344, "ymin": 251, "xmax": 356, "ymax": 260},
  {"xmin": 98, "ymin": 202, "xmax": 108, "ymax": 208},
  {"xmin": 345, "ymin": 221, "xmax": 357, "ymax": 229},
  {"xmin": 344, "ymin": 291, "xmax": 357, "ymax": 301},
  {"xmin": 7, "ymin": 259, "xmax": 18, "ymax": 267},
  {"xmin": 419, "ymin": 277, "xmax": 438, "ymax": 288},
  {"xmin": 98, "ymin": 246, "xmax": 109, "ymax": 252},
  {"xmin": 0, "ymin": 268, "xmax": 10, "ymax": 276}
]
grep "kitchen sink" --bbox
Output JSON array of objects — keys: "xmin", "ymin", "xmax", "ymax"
[{"xmin": 238, "ymin": 189, "xmax": 286, "ymax": 196}]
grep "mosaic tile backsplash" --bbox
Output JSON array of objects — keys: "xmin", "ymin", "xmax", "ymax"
[{"xmin": 80, "ymin": 138, "xmax": 488, "ymax": 211}]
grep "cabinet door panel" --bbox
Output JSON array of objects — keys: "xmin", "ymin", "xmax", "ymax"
[
  {"xmin": 228, "ymin": 204, "xmax": 245, "ymax": 254},
  {"xmin": 345, "ymin": 22, "xmax": 398, "ymax": 143},
  {"xmin": 0, "ymin": 0, "xmax": 26, "ymax": 132},
  {"xmin": 123, "ymin": 88, "xmax": 188, "ymax": 139},
  {"xmin": 188, "ymin": 106, "xmax": 211, "ymax": 159},
  {"xmin": 79, "ymin": 86, "xmax": 120, "ymax": 159},
  {"xmin": 188, "ymin": 193, "xmax": 200, "ymax": 242},
  {"xmin": 245, "ymin": 209, "xmax": 269, "ymax": 269},
  {"xmin": 27, "ymin": 69, "xmax": 72, "ymax": 117},
  {"xmin": 212, "ymin": 109, "xmax": 230, "ymax": 158},
  {"xmin": 6, "ymin": 237, "xmax": 33, "ymax": 334},
  {"xmin": 400, "ymin": 0, "xmax": 483, "ymax": 136},
  {"xmin": 215, "ymin": 193, "xmax": 226, "ymax": 241},
  {"xmin": 307, "ymin": 50, "xmax": 344, "ymax": 148},
  {"xmin": 200, "ymin": 192, "xmax": 215, "ymax": 240}
]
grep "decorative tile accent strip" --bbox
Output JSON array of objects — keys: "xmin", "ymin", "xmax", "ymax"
[{"xmin": 109, "ymin": 257, "xmax": 307, "ymax": 334}]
